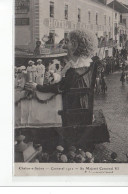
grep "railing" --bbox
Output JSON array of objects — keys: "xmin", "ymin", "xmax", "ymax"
[
  {"xmin": 40, "ymin": 44, "xmax": 67, "ymax": 55},
  {"xmin": 15, "ymin": 47, "xmax": 34, "ymax": 56},
  {"xmin": 15, "ymin": 44, "xmax": 67, "ymax": 56}
]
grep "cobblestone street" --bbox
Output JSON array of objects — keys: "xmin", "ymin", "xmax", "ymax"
[{"xmin": 94, "ymin": 71, "xmax": 128, "ymax": 162}]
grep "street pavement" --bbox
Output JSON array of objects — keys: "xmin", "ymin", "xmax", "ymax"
[{"xmin": 94, "ymin": 71, "xmax": 128, "ymax": 162}]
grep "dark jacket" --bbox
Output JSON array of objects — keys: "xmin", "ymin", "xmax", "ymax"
[{"xmin": 36, "ymin": 67, "xmax": 88, "ymax": 109}]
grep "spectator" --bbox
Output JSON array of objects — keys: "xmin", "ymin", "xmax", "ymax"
[
  {"xmin": 120, "ymin": 70, "xmax": 125, "ymax": 86},
  {"xmin": 121, "ymin": 46, "xmax": 127, "ymax": 60},
  {"xmin": 36, "ymin": 59, "xmax": 45, "ymax": 85}
]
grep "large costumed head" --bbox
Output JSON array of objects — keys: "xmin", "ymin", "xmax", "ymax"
[{"xmin": 65, "ymin": 29, "xmax": 98, "ymax": 58}]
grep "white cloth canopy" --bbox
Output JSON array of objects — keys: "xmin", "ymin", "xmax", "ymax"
[{"xmin": 15, "ymin": 90, "xmax": 62, "ymax": 127}]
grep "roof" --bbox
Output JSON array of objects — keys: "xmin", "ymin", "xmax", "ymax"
[
  {"xmin": 123, "ymin": 4, "xmax": 128, "ymax": 9},
  {"xmin": 90, "ymin": 0, "xmax": 118, "ymax": 12},
  {"xmin": 108, "ymin": 0, "xmax": 128, "ymax": 13},
  {"xmin": 91, "ymin": 0, "xmax": 107, "ymax": 5}
]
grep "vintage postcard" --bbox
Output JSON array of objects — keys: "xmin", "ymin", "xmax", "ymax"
[{"xmin": 14, "ymin": 0, "xmax": 128, "ymax": 176}]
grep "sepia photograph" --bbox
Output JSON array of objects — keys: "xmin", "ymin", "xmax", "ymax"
[{"xmin": 14, "ymin": 0, "xmax": 128, "ymax": 175}]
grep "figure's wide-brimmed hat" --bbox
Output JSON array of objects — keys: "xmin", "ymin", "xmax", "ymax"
[
  {"xmin": 28, "ymin": 60, "xmax": 35, "ymax": 65},
  {"xmin": 37, "ymin": 59, "xmax": 42, "ymax": 63}
]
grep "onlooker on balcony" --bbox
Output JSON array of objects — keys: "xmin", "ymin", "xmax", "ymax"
[{"xmin": 34, "ymin": 41, "xmax": 41, "ymax": 56}]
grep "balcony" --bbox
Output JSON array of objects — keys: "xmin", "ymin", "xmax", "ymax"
[
  {"xmin": 118, "ymin": 22, "xmax": 126, "ymax": 28},
  {"xmin": 40, "ymin": 44, "xmax": 67, "ymax": 55},
  {"xmin": 15, "ymin": 44, "xmax": 67, "ymax": 58}
]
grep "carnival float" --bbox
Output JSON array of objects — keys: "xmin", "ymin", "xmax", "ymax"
[{"xmin": 15, "ymin": 32, "xmax": 110, "ymax": 163}]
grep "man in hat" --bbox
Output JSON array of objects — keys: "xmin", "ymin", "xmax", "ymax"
[
  {"xmin": 15, "ymin": 66, "xmax": 27, "ymax": 88},
  {"xmin": 36, "ymin": 59, "xmax": 45, "ymax": 85},
  {"xmin": 27, "ymin": 60, "xmax": 37, "ymax": 82}
]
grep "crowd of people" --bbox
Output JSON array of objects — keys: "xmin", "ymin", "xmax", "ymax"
[
  {"xmin": 32, "ymin": 144, "xmax": 128, "ymax": 163},
  {"xmin": 15, "ymin": 58, "xmax": 64, "ymax": 89},
  {"xmin": 92, "ymin": 47, "xmax": 128, "ymax": 94}
]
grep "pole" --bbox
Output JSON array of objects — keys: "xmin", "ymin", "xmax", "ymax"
[
  {"xmin": 112, "ymin": 0, "xmax": 115, "ymax": 56},
  {"xmin": 112, "ymin": 0, "xmax": 115, "ymax": 41}
]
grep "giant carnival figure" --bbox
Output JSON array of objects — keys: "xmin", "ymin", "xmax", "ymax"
[
  {"xmin": 25, "ymin": 30, "xmax": 98, "ymax": 123},
  {"xmin": 25, "ymin": 30, "xmax": 109, "ymax": 149}
]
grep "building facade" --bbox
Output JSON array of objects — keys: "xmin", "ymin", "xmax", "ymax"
[
  {"xmin": 108, "ymin": 0, "xmax": 128, "ymax": 48},
  {"xmin": 15, "ymin": 0, "xmax": 128, "ymax": 57}
]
